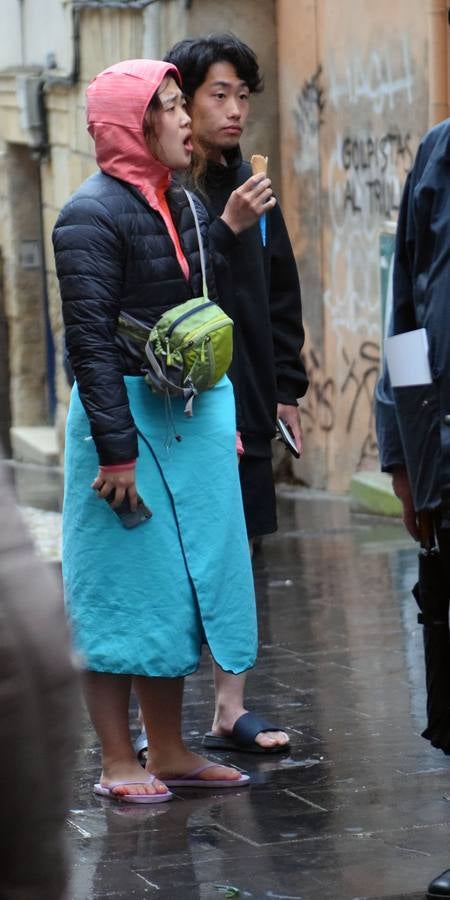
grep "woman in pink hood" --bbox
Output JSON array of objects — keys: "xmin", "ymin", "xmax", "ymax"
[{"xmin": 53, "ymin": 59, "xmax": 258, "ymax": 803}]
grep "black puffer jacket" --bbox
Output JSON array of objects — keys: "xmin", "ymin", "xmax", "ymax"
[{"xmin": 53, "ymin": 173, "xmax": 222, "ymax": 465}]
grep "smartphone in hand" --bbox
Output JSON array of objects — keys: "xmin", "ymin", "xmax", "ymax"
[
  {"xmin": 276, "ymin": 418, "xmax": 301, "ymax": 459},
  {"xmin": 106, "ymin": 491, "xmax": 152, "ymax": 529}
]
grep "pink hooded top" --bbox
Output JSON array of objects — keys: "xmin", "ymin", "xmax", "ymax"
[{"xmin": 86, "ymin": 58, "xmax": 189, "ymax": 279}]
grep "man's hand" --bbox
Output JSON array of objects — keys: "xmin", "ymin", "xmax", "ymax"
[
  {"xmin": 91, "ymin": 467, "xmax": 137, "ymax": 510},
  {"xmin": 391, "ymin": 466, "xmax": 419, "ymax": 540},
  {"xmin": 220, "ymin": 174, "xmax": 277, "ymax": 234},
  {"xmin": 276, "ymin": 403, "xmax": 303, "ymax": 456}
]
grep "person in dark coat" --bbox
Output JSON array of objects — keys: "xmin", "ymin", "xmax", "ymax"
[
  {"xmin": 375, "ymin": 119, "xmax": 449, "ymax": 537},
  {"xmin": 375, "ymin": 115, "xmax": 450, "ymax": 900},
  {"xmin": 0, "ymin": 454, "xmax": 78, "ymax": 900},
  {"xmin": 158, "ymin": 33, "xmax": 308, "ymax": 755}
]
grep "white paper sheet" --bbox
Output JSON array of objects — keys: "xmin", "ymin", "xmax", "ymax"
[{"xmin": 384, "ymin": 328, "xmax": 432, "ymax": 387}]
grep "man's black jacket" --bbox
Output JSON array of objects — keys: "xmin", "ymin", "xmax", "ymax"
[
  {"xmin": 376, "ymin": 119, "xmax": 450, "ymax": 517},
  {"xmin": 200, "ymin": 147, "xmax": 308, "ymax": 456}
]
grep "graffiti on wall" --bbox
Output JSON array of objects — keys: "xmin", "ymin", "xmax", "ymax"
[
  {"xmin": 292, "ymin": 38, "xmax": 415, "ymax": 337},
  {"xmin": 301, "ymin": 345, "xmax": 336, "ymax": 435},
  {"xmin": 326, "ymin": 127, "xmax": 413, "ymax": 336},
  {"xmin": 294, "ymin": 64, "xmax": 326, "ymax": 135},
  {"xmin": 340, "ymin": 340, "xmax": 380, "ymax": 468},
  {"xmin": 301, "ymin": 340, "xmax": 380, "ymax": 470},
  {"xmin": 292, "ymin": 34, "xmax": 418, "ymax": 479},
  {"xmin": 327, "ymin": 34, "xmax": 414, "ymax": 115},
  {"xmin": 293, "ymin": 64, "xmax": 326, "ymax": 173},
  {"xmin": 340, "ymin": 132, "xmax": 413, "ymax": 217},
  {"xmin": 324, "ymin": 36, "xmax": 415, "ymax": 338}
]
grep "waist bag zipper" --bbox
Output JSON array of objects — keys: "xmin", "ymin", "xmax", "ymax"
[
  {"xmin": 165, "ymin": 301, "xmax": 214, "ymax": 339},
  {"xmin": 181, "ymin": 315, "xmax": 229, "ymax": 349}
]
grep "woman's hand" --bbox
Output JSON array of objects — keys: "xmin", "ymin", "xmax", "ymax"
[
  {"xmin": 220, "ymin": 174, "xmax": 276, "ymax": 235},
  {"xmin": 91, "ymin": 463, "xmax": 137, "ymax": 510}
]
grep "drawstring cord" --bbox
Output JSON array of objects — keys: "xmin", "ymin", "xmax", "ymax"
[{"xmin": 163, "ymin": 389, "xmax": 183, "ymax": 450}]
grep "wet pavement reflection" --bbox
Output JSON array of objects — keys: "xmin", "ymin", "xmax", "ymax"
[{"xmin": 17, "ymin": 467, "xmax": 450, "ymax": 899}]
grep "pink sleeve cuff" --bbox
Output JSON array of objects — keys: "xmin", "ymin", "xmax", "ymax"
[
  {"xmin": 99, "ymin": 460, "xmax": 136, "ymax": 473},
  {"xmin": 236, "ymin": 431, "xmax": 244, "ymax": 457}
]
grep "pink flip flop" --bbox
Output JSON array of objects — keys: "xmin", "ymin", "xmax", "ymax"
[
  {"xmin": 163, "ymin": 763, "xmax": 250, "ymax": 788},
  {"xmin": 94, "ymin": 775, "xmax": 173, "ymax": 804}
]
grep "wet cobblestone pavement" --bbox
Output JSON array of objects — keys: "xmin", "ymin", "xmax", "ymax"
[{"xmin": 15, "ymin": 467, "xmax": 450, "ymax": 899}]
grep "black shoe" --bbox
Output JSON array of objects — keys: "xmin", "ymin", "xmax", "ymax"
[{"xmin": 427, "ymin": 869, "xmax": 450, "ymax": 898}]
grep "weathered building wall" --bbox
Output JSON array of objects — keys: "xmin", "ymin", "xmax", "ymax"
[
  {"xmin": 0, "ymin": 95, "xmax": 48, "ymax": 427},
  {"xmin": 4, "ymin": 145, "xmax": 47, "ymax": 426},
  {"xmin": 277, "ymin": 0, "xmax": 429, "ymax": 490},
  {"xmin": 0, "ymin": 0, "xmax": 69, "ymax": 70},
  {"xmin": 0, "ymin": 0, "xmax": 72, "ymax": 433}
]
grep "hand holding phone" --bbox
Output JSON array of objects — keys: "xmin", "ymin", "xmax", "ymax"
[
  {"xmin": 105, "ymin": 490, "xmax": 152, "ymax": 529},
  {"xmin": 276, "ymin": 417, "xmax": 301, "ymax": 459}
]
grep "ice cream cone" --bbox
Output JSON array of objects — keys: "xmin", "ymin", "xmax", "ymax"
[{"xmin": 250, "ymin": 154, "xmax": 268, "ymax": 176}]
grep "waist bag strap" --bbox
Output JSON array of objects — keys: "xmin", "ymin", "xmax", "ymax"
[
  {"xmin": 144, "ymin": 341, "xmax": 196, "ymax": 407},
  {"xmin": 144, "ymin": 188, "xmax": 208, "ymax": 411},
  {"xmin": 184, "ymin": 189, "xmax": 208, "ymax": 300}
]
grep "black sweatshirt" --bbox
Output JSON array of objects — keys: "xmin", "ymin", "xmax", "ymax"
[{"xmin": 204, "ymin": 147, "xmax": 308, "ymax": 457}]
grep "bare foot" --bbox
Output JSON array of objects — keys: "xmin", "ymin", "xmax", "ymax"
[
  {"xmin": 253, "ymin": 730, "xmax": 289, "ymax": 749},
  {"xmin": 99, "ymin": 759, "xmax": 169, "ymax": 798},
  {"xmin": 149, "ymin": 749, "xmax": 242, "ymax": 783}
]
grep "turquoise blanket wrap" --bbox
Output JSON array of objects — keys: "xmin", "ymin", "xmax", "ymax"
[{"xmin": 63, "ymin": 375, "xmax": 257, "ymax": 677}]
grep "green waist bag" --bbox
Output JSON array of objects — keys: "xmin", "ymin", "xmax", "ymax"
[{"xmin": 118, "ymin": 191, "xmax": 233, "ymax": 417}]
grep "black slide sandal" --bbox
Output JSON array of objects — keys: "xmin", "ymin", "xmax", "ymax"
[{"xmin": 202, "ymin": 712, "xmax": 291, "ymax": 754}]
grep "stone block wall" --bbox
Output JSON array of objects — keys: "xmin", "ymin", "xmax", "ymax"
[
  {"xmin": 0, "ymin": 140, "xmax": 47, "ymax": 426},
  {"xmin": 40, "ymin": 6, "xmax": 147, "ymax": 444},
  {"xmin": 277, "ymin": 0, "xmax": 430, "ymax": 490}
]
